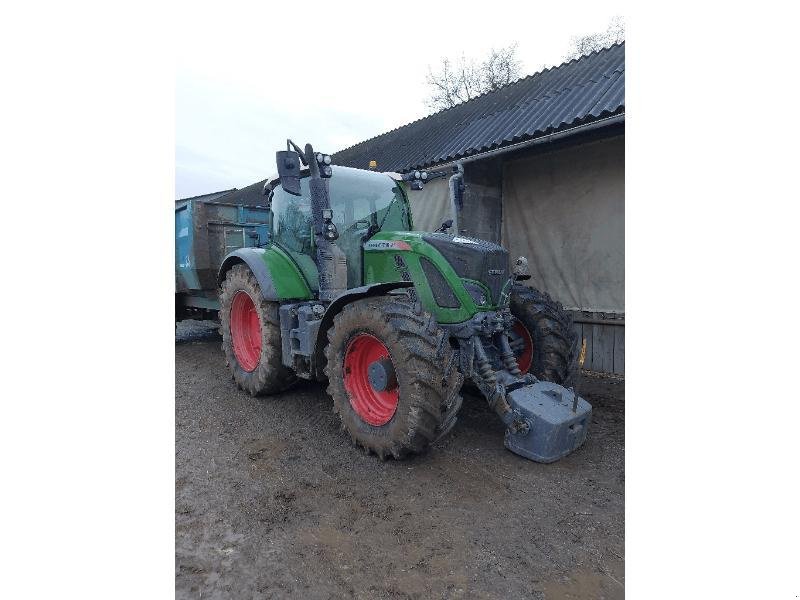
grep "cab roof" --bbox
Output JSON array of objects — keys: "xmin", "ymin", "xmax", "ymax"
[{"xmin": 264, "ymin": 164, "xmax": 403, "ymax": 195}]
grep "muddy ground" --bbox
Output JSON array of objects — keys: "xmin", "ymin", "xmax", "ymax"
[{"xmin": 176, "ymin": 320, "xmax": 624, "ymax": 599}]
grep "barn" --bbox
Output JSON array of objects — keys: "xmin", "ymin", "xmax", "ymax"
[{"xmin": 333, "ymin": 43, "xmax": 625, "ymax": 376}]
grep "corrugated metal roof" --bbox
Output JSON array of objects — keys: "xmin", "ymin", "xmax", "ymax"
[
  {"xmin": 214, "ymin": 180, "xmax": 268, "ymax": 206},
  {"xmin": 332, "ymin": 43, "xmax": 624, "ymax": 173},
  {"xmin": 176, "ymin": 189, "xmax": 236, "ymax": 203}
]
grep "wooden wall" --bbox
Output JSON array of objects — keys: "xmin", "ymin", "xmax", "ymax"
[{"xmin": 569, "ymin": 311, "xmax": 624, "ymax": 376}]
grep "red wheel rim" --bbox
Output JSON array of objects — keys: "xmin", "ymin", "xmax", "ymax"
[
  {"xmin": 511, "ymin": 319, "xmax": 534, "ymax": 374},
  {"xmin": 343, "ymin": 334, "xmax": 399, "ymax": 426},
  {"xmin": 230, "ymin": 291, "xmax": 261, "ymax": 372}
]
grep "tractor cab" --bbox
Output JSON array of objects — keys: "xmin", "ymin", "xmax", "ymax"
[{"xmin": 266, "ymin": 165, "xmax": 412, "ymax": 291}]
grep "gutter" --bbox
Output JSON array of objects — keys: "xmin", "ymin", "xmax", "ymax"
[{"xmin": 418, "ymin": 112, "xmax": 625, "ymax": 173}]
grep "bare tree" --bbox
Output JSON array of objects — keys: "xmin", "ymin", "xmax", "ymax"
[
  {"xmin": 482, "ymin": 44, "xmax": 522, "ymax": 92},
  {"xmin": 565, "ymin": 16, "xmax": 625, "ymax": 61},
  {"xmin": 425, "ymin": 43, "xmax": 522, "ymax": 112}
]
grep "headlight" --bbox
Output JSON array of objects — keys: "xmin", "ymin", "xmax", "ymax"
[{"xmin": 463, "ymin": 281, "xmax": 489, "ymax": 306}]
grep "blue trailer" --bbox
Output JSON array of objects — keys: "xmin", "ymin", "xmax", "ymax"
[{"xmin": 175, "ymin": 191, "xmax": 271, "ymax": 321}]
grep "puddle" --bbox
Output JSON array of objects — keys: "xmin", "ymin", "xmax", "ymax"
[{"xmin": 543, "ymin": 561, "xmax": 624, "ymax": 600}]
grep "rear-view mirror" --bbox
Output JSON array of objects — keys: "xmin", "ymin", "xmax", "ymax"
[{"xmin": 276, "ymin": 150, "xmax": 302, "ymax": 196}]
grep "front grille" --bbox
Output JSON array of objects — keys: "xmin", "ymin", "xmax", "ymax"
[
  {"xmin": 423, "ymin": 233, "xmax": 510, "ymax": 305},
  {"xmin": 420, "ymin": 257, "xmax": 460, "ymax": 308}
]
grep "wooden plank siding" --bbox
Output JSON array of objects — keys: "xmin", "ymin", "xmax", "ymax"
[{"xmin": 569, "ymin": 311, "xmax": 625, "ymax": 376}]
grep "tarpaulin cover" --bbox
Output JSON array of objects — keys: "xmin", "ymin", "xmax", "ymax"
[
  {"xmin": 407, "ymin": 177, "xmax": 453, "ymax": 233},
  {"xmin": 501, "ymin": 136, "xmax": 624, "ymax": 312}
]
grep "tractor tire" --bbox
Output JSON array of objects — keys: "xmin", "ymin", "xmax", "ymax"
[
  {"xmin": 219, "ymin": 263, "xmax": 296, "ymax": 396},
  {"xmin": 509, "ymin": 284, "xmax": 579, "ymax": 386},
  {"xmin": 324, "ymin": 292, "xmax": 464, "ymax": 460}
]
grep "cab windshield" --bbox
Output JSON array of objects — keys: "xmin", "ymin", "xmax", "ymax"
[{"xmin": 270, "ymin": 166, "xmax": 411, "ymax": 286}]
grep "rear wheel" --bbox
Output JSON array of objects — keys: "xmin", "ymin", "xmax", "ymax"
[
  {"xmin": 325, "ymin": 293, "xmax": 464, "ymax": 459},
  {"xmin": 219, "ymin": 264, "xmax": 296, "ymax": 395},
  {"xmin": 509, "ymin": 285, "xmax": 578, "ymax": 385}
]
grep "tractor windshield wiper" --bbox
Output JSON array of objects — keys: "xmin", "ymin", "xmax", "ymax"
[
  {"xmin": 372, "ymin": 195, "xmax": 407, "ymax": 238},
  {"xmin": 364, "ymin": 198, "xmax": 397, "ymax": 241},
  {"xmin": 376, "ymin": 198, "xmax": 397, "ymax": 231}
]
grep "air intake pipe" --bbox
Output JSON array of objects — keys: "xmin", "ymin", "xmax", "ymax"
[{"xmin": 448, "ymin": 163, "xmax": 464, "ymax": 235}]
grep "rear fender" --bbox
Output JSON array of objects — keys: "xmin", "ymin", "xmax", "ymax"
[{"xmin": 217, "ymin": 247, "xmax": 312, "ymax": 302}]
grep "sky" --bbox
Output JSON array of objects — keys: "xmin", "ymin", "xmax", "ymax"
[{"xmin": 176, "ymin": 3, "xmax": 623, "ymax": 199}]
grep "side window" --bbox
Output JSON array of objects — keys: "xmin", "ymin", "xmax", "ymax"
[
  {"xmin": 269, "ymin": 182, "xmax": 319, "ymax": 289},
  {"xmin": 270, "ymin": 183, "xmax": 313, "ymax": 256}
]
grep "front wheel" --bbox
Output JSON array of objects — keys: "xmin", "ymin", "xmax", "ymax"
[
  {"xmin": 509, "ymin": 285, "xmax": 579, "ymax": 385},
  {"xmin": 324, "ymin": 293, "xmax": 464, "ymax": 459},
  {"xmin": 219, "ymin": 264, "xmax": 296, "ymax": 396}
]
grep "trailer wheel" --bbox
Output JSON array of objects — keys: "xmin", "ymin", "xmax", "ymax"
[
  {"xmin": 219, "ymin": 264, "xmax": 295, "ymax": 395},
  {"xmin": 324, "ymin": 293, "xmax": 464, "ymax": 459},
  {"xmin": 509, "ymin": 285, "xmax": 579, "ymax": 385}
]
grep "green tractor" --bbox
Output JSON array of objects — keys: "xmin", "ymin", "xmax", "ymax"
[{"xmin": 216, "ymin": 140, "xmax": 591, "ymax": 463}]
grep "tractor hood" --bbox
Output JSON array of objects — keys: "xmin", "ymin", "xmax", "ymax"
[
  {"xmin": 421, "ymin": 233, "xmax": 511, "ymax": 306},
  {"xmin": 363, "ymin": 231, "xmax": 513, "ymax": 322}
]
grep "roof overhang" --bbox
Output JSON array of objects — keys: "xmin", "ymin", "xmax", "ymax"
[{"xmin": 404, "ymin": 112, "xmax": 625, "ymax": 174}]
